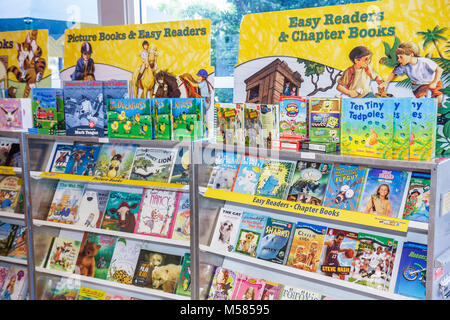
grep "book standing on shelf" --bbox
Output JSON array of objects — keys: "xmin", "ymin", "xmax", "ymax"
[
  {"xmin": 107, "ymin": 237, "xmax": 142, "ymax": 284},
  {"xmin": 309, "ymin": 97, "xmax": 341, "ymax": 144},
  {"xmin": 244, "ymin": 103, "xmax": 263, "ymax": 147},
  {"xmin": 231, "ymin": 154, "xmax": 267, "ymax": 195},
  {"xmin": 254, "ymin": 159, "xmax": 296, "ymax": 200},
  {"xmin": 207, "ymin": 267, "xmax": 238, "ymax": 300},
  {"xmin": 169, "ymin": 146, "xmax": 190, "ymax": 185},
  {"xmin": 152, "ymin": 98, "xmax": 172, "ymax": 140},
  {"xmin": 260, "ymin": 104, "xmax": 278, "ymax": 149},
  {"xmin": 0, "ymin": 265, "xmax": 28, "ymax": 300},
  {"xmin": 232, "ymin": 275, "xmax": 265, "ymax": 300},
  {"xmin": 107, "ymin": 99, "xmax": 152, "ymax": 139},
  {"xmin": 279, "ymin": 285, "xmax": 322, "ymax": 300},
  {"xmin": 0, "ymin": 98, "xmax": 33, "ymax": 132},
  {"xmin": 172, "ymin": 98, "xmax": 204, "ymax": 141},
  {"xmin": 176, "ymin": 253, "xmax": 191, "ymax": 297},
  {"xmin": 46, "ymin": 181, "xmax": 85, "ymax": 224},
  {"xmin": 210, "ymin": 207, "xmax": 243, "ymax": 253},
  {"xmin": 401, "ymin": 172, "xmax": 431, "ymax": 223},
  {"xmin": 94, "ymin": 144, "xmax": 137, "ymax": 179},
  {"xmin": 234, "ymin": 212, "xmax": 268, "ymax": 258},
  {"xmin": 102, "ymin": 190, "xmax": 142, "ymax": 233},
  {"xmin": 391, "ymin": 98, "xmax": 411, "ymax": 160},
  {"xmin": 47, "ymin": 143, "xmax": 73, "ymax": 173},
  {"xmin": 207, "ymin": 151, "xmax": 241, "ymax": 191},
  {"xmin": 64, "ymin": 144, "xmax": 101, "ymax": 176},
  {"xmin": 409, "ymin": 98, "xmax": 438, "ymax": 161},
  {"xmin": 129, "ymin": 147, "xmax": 175, "ymax": 182},
  {"xmin": 7, "ymin": 225, "xmax": 27, "ymax": 260},
  {"xmin": 215, "ymin": 103, "xmax": 244, "ymax": 145},
  {"xmin": 0, "ymin": 221, "xmax": 16, "ymax": 256},
  {"xmin": 74, "ymin": 186, "xmax": 110, "ymax": 228},
  {"xmin": 261, "ymin": 280, "xmax": 282, "ymax": 300},
  {"xmin": 0, "ymin": 175, "xmax": 22, "ymax": 212},
  {"xmin": 279, "ymin": 96, "xmax": 308, "ymax": 142},
  {"xmin": 256, "ymin": 217, "xmax": 293, "ymax": 265},
  {"xmin": 171, "ymin": 192, "xmax": 190, "ymax": 241},
  {"xmin": 31, "ymin": 88, "xmax": 59, "ymax": 135},
  {"xmin": 45, "ymin": 237, "xmax": 81, "ymax": 273}
]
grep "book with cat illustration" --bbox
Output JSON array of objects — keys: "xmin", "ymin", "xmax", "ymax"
[
  {"xmin": 46, "ymin": 181, "xmax": 85, "ymax": 224},
  {"xmin": 74, "ymin": 186, "xmax": 110, "ymax": 228},
  {"xmin": 107, "ymin": 237, "xmax": 142, "ymax": 285},
  {"xmin": 209, "ymin": 207, "xmax": 243, "ymax": 253},
  {"xmin": 256, "ymin": 217, "xmax": 293, "ymax": 264},
  {"xmin": 45, "ymin": 236, "xmax": 81, "ymax": 274},
  {"xmin": 234, "ymin": 212, "xmax": 268, "ymax": 258},
  {"xmin": 254, "ymin": 159, "xmax": 296, "ymax": 200},
  {"xmin": 129, "ymin": 147, "xmax": 176, "ymax": 182},
  {"xmin": 101, "ymin": 189, "xmax": 142, "ymax": 233},
  {"xmin": 207, "ymin": 151, "xmax": 241, "ymax": 191},
  {"xmin": 64, "ymin": 143, "xmax": 101, "ymax": 176},
  {"xmin": 94, "ymin": 143, "xmax": 137, "ymax": 179}
]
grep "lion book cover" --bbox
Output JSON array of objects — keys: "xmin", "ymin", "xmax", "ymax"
[
  {"xmin": 64, "ymin": 143, "xmax": 101, "ymax": 176},
  {"xmin": 134, "ymin": 188, "xmax": 179, "ymax": 238},
  {"xmin": 207, "ymin": 151, "xmax": 241, "ymax": 191},
  {"xmin": 391, "ymin": 98, "xmax": 411, "ymax": 160},
  {"xmin": 318, "ymin": 227, "xmax": 358, "ymax": 281},
  {"xmin": 286, "ymin": 161, "xmax": 333, "ymax": 205},
  {"xmin": 101, "ymin": 189, "xmax": 142, "ymax": 233},
  {"xmin": 209, "ymin": 207, "xmax": 243, "ymax": 253},
  {"xmin": 256, "ymin": 217, "xmax": 293, "ymax": 265},
  {"xmin": 46, "ymin": 142, "xmax": 73, "ymax": 173},
  {"xmin": 171, "ymin": 192, "xmax": 190, "ymax": 242},
  {"xmin": 63, "ymin": 80, "xmax": 105, "ymax": 137},
  {"xmin": 45, "ymin": 236, "xmax": 81, "ymax": 274},
  {"xmin": 31, "ymin": 88, "xmax": 59, "ymax": 135},
  {"xmin": 348, "ymin": 232, "xmax": 395, "ymax": 291},
  {"xmin": 176, "ymin": 253, "xmax": 191, "ymax": 297},
  {"xmin": 279, "ymin": 285, "xmax": 323, "ymax": 300},
  {"xmin": 231, "ymin": 154, "xmax": 268, "ymax": 195},
  {"xmin": 279, "ymin": 96, "xmax": 308, "ymax": 141},
  {"xmin": 234, "ymin": 212, "xmax": 268, "ymax": 258},
  {"xmin": 322, "ymin": 163, "xmax": 367, "ymax": 211},
  {"xmin": 286, "ymin": 221, "xmax": 327, "ymax": 273},
  {"xmin": 231, "ymin": 274, "xmax": 266, "ymax": 300},
  {"xmin": 75, "ymin": 232, "xmax": 117, "ymax": 280},
  {"xmin": 74, "ymin": 186, "xmax": 110, "ymax": 228},
  {"xmin": 400, "ymin": 172, "xmax": 431, "ymax": 223},
  {"xmin": 46, "ymin": 181, "xmax": 85, "ymax": 224},
  {"xmin": 169, "ymin": 146, "xmax": 190, "ymax": 185},
  {"xmin": 340, "ymin": 98, "xmax": 394, "ymax": 159},
  {"xmin": 244, "ymin": 103, "xmax": 263, "ymax": 147},
  {"xmin": 409, "ymin": 98, "xmax": 438, "ymax": 161},
  {"xmin": 309, "ymin": 97, "xmax": 341, "ymax": 144},
  {"xmin": 94, "ymin": 143, "xmax": 137, "ymax": 179},
  {"xmin": 107, "ymin": 237, "xmax": 142, "ymax": 285},
  {"xmin": 106, "ymin": 98, "xmax": 152, "ymax": 139},
  {"xmin": 171, "ymin": 98, "xmax": 204, "ymax": 141},
  {"xmin": 254, "ymin": 159, "xmax": 296, "ymax": 200},
  {"xmin": 152, "ymin": 98, "xmax": 172, "ymax": 140},
  {"xmin": 0, "ymin": 175, "xmax": 22, "ymax": 213},
  {"xmin": 207, "ymin": 267, "xmax": 239, "ymax": 300},
  {"xmin": 132, "ymin": 249, "xmax": 183, "ymax": 294},
  {"xmin": 129, "ymin": 147, "xmax": 176, "ymax": 182},
  {"xmin": 215, "ymin": 102, "xmax": 244, "ymax": 145}
]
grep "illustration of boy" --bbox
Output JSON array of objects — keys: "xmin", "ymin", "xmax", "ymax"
[
  {"xmin": 337, "ymin": 46, "xmax": 383, "ymax": 98},
  {"xmin": 71, "ymin": 42, "xmax": 95, "ymax": 81},
  {"xmin": 196, "ymin": 69, "xmax": 213, "ymax": 107},
  {"xmin": 379, "ymin": 41, "xmax": 443, "ymax": 105},
  {"xmin": 137, "ymin": 40, "xmax": 150, "ymax": 83}
]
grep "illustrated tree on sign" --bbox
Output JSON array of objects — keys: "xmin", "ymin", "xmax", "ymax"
[
  {"xmin": 416, "ymin": 26, "xmax": 447, "ymax": 59},
  {"xmin": 296, "ymin": 58, "xmax": 342, "ymax": 96}
]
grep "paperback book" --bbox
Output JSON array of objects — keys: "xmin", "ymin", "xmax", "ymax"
[
  {"xmin": 254, "ymin": 159, "xmax": 296, "ymax": 200},
  {"xmin": 0, "ymin": 221, "xmax": 15, "ymax": 256},
  {"xmin": 171, "ymin": 98, "xmax": 204, "ymax": 141},
  {"xmin": 279, "ymin": 285, "xmax": 323, "ymax": 300},
  {"xmin": 74, "ymin": 186, "xmax": 110, "ymax": 228},
  {"xmin": 0, "ymin": 98, "xmax": 33, "ymax": 132},
  {"xmin": 231, "ymin": 155, "xmax": 267, "ymax": 195},
  {"xmin": 94, "ymin": 143, "xmax": 137, "ymax": 179},
  {"xmin": 409, "ymin": 98, "xmax": 438, "ymax": 161},
  {"xmin": 46, "ymin": 181, "xmax": 85, "ymax": 224},
  {"xmin": 260, "ymin": 104, "xmax": 278, "ymax": 149},
  {"xmin": 401, "ymin": 172, "xmax": 431, "ymax": 223},
  {"xmin": 107, "ymin": 98, "xmax": 152, "ymax": 139},
  {"xmin": 207, "ymin": 267, "xmax": 238, "ymax": 300},
  {"xmin": 244, "ymin": 103, "xmax": 263, "ymax": 147},
  {"xmin": 309, "ymin": 97, "xmax": 341, "ymax": 144},
  {"xmin": 107, "ymin": 237, "xmax": 142, "ymax": 284},
  {"xmin": 152, "ymin": 98, "xmax": 172, "ymax": 140},
  {"xmin": 169, "ymin": 147, "xmax": 190, "ymax": 185},
  {"xmin": 256, "ymin": 217, "xmax": 293, "ymax": 264},
  {"xmin": 171, "ymin": 192, "xmax": 190, "ymax": 242},
  {"xmin": 50, "ymin": 278, "xmax": 79, "ymax": 300},
  {"xmin": 47, "ymin": 143, "xmax": 73, "ymax": 173},
  {"xmin": 101, "ymin": 190, "xmax": 142, "ymax": 233},
  {"xmin": 260, "ymin": 280, "xmax": 283, "ymax": 300},
  {"xmin": 215, "ymin": 103, "xmax": 244, "ymax": 145},
  {"xmin": 391, "ymin": 98, "xmax": 411, "ymax": 160},
  {"xmin": 102, "ymin": 80, "xmax": 129, "ymax": 135},
  {"xmin": 129, "ymin": 147, "xmax": 175, "ymax": 182},
  {"xmin": 0, "ymin": 175, "xmax": 22, "ymax": 212},
  {"xmin": 64, "ymin": 144, "xmax": 101, "ymax": 176},
  {"xmin": 234, "ymin": 212, "xmax": 268, "ymax": 258},
  {"xmin": 77, "ymin": 287, "xmax": 106, "ymax": 300},
  {"xmin": 279, "ymin": 96, "xmax": 308, "ymax": 141},
  {"xmin": 31, "ymin": 88, "xmax": 59, "ymax": 135},
  {"xmin": 231, "ymin": 274, "xmax": 265, "ymax": 300},
  {"xmin": 176, "ymin": 253, "xmax": 191, "ymax": 297},
  {"xmin": 207, "ymin": 151, "xmax": 241, "ymax": 191},
  {"xmin": 0, "ymin": 265, "xmax": 28, "ymax": 300},
  {"xmin": 45, "ymin": 237, "xmax": 81, "ymax": 273},
  {"xmin": 7, "ymin": 225, "xmax": 26, "ymax": 260},
  {"xmin": 210, "ymin": 207, "xmax": 243, "ymax": 253}
]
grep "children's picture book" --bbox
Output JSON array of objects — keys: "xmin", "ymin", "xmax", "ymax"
[
  {"xmin": 348, "ymin": 232, "xmax": 395, "ymax": 291},
  {"xmin": 31, "ymin": 88, "xmax": 59, "ymax": 135},
  {"xmin": 172, "ymin": 98, "xmax": 204, "ymax": 141},
  {"xmin": 64, "ymin": 144, "xmax": 101, "ymax": 176},
  {"xmin": 45, "ymin": 237, "xmax": 81, "ymax": 273},
  {"xmin": 176, "ymin": 253, "xmax": 191, "ymax": 297},
  {"xmin": 391, "ymin": 98, "xmax": 411, "ymax": 160},
  {"xmin": 254, "ymin": 159, "xmax": 296, "ymax": 200},
  {"xmin": 401, "ymin": 172, "xmax": 431, "ymax": 223},
  {"xmin": 215, "ymin": 103, "xmax": 244, "ymax": 145},
  {"xmin": 74, "ymin": 186, "xmax": 110, "ymax": 228},
  {"xmin": 207, "ymin": 267, "xmax": 238, "ymax": 300},
  {"xmin": 260, "ymin": 280, "xmax": 283, "ymax": 300},
  {"xmin": 107, "ymin": 237, "xmax": 142, "ymax": 285},
  {"xmin": 260, "ymin": 104, "xmax": 278, "ymax": 149},
  {"xmin": 0, "ymin": 265, "xmax": 28, "ymax": 300},
  {"xmin": 0, "ymin": 221, "xmax": 16, "ymax": 256},
  {"xmin": 135, "ymin": 188, "xmax": 178, "ymax": 238},
  {"xmin": 231, "ymin": 274, "xmax": 265, "ymax": 300},
  {"xmin": 207, "ymin": 151, "xmax": 241, "ymax": 191},
  {"xmin": 322, "ymin": 163, "xmax": 367, "ymax": 211},
  {"xmin": 0, "ymin": 263, "xmax": 9, "ymax": 291},
  {"xmin": 358, "ymin": 168, "xmax": 411, "ymax": 218},
  {"xmin": 309, "ymin": 97, "xmax": 341, "ymax": 144},
  {"xmin": 169, "ymin": 147, "xmax": 190, "ymax": 185},
  {"xmin": 234, "ymin": 212, "xmax": 268, "ymax": 258},
  {"xmin": 171, "ymin": 192, "xmax": 190, "ymax": 242},
  {"xmin": 279, "ymin": 96, "xmax": 308, "ymax": 141},
  {"xmin": 55, "ymin": 89, "xmax": 65, "ymax": 135},
  {"xmin": 132, "ymin": 249, "xmax": 183, "ymax": 293},
  {"xmin": 0, "ymin": 138, "xmax": 14, "ymax": 166},
  {"xmin": 0, "ymin": 98, "xmax": 32, "ymax": 132},
  {"xmin": 50, "ymin": 278, "xmax": 79, "ymax": 300},
  {"xmin": 256, "ymin": 217, "xmax": 293, "ymax": 264},
  {"xmin": 286, "ymin": 221, "xmax": 327, "ymax": 273},
  {"xmin": 104, "ymin": 292, "xmax": 132, "ymax": 300},
  {"xmin": 231, "ymin": 154, "xmax": 267, "ymax": 195},
  {"xmin": 107, "ymin": 98, "xmax": 152, "ymax": 139},
  {"xmin": 101, "ymin": 189, "xmax": 142, "ymax": 233},
  {"xmin": 77, "ymin": 286, "xmax": 106, "ymax": 300},
  {"xmin": 409, "ymin": 98, "xmax": 438, "ymax": 161},
  {"xmin": 4, "ymin": 142, "xmax": 20, "ymax": 167},
  {"xmin": 129, "ymin": 147, "xmax": 176, "ymax": 182},
  {"xmin": 75, "ymin": 232, "xmax": 117, "ymax": 280},
  {"xmin": 63, "ymin": 80, "xmax": 105, "ymax": 136},
  {"xmin": 94, "ymin": 143, "xmax": 137, "ymax": 179},
  {"xmin": 209, "ymin": 207, "xmax": 243, "ymax": 253},
  {"xmin": 47, "ymin": 142, "xmax": 73, "ymax": 173},
  {"xmin": 7, "ymin": 225, "xmax": 27, "ymax": 260},
  {"xmin": 394, "ymin": 242, "xmax": 427, "ymax": 300},
  {"xmin": 279, "ymin": 285, "xmax": 323, "ymax": 300},
  {"xmin": 152, "ymin": 98, "xmax": 172, "ymax": 140},
  {"xmin": 0, "ymin": 175, "xmax": 22, "ymax": 212},
  {"xmin": 244, "ymin": 103, "xmax": 263, "ymax": 147},
  {"xmin": 102, "ymin": 80, "xmax": 129, "ymax": 101},
  {"xmin": 340, "ymin": 98, "xmax": 394, "ymax": 159},
  {"xmin": 319, "ymin": 228, "xmax": 358, "ymax": 280},
  {"xmin": 286, "ymin": 161, "xmax": 332, "ymax": 205},
  {"xmin": 46, "ymin": 181, "xmax": 85, "ymax": 224}
]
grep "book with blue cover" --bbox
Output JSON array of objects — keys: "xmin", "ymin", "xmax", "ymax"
[
  {"xmin": 47, "ymin": 143, "xmax": 73, "ymax": 173},
  {"xmin": 254, "ymin": 159, "xmax": 296, "ymax": 200},
  {"xmin": 401, "ymin": 172, "xmax": 431, "ymax": 223},
  {"xmin": 409, "ymin": 98, "xmax": 438, "ymax": 161},
  {"xmin": 231, "ymin": 155, "xmax": 267, "ymax": 195},
  {"xmin": 207, "ymin": 151, "xmax": 242, "ymax": 191},
  {"xmin": 107, "ymin": 98, "xmax": 151, "ymax": 139},
  {"xmin": 256, "ymin": 217, "xmax": 293, "ymax": 264},
  {"xmin": 64, "ymin": 144, "xmax": 101, "ymax": 176}
]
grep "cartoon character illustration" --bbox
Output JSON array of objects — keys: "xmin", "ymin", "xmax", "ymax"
[
  {"xmin": 108, "ymin": 200, "xmax": 138, "ymax": 233},
  {"xmin": 71, "ymin": 42, "xmax": 95, "ymax": 81},
  {"xmin": 52, "ymin": 242, "xmax": 73, "ymax": 266},
  {"xmin": 235, "ymin": 166, "xmax": 259, "ymax": 194},
  {"xmin": 132, "ymin": 43, "xmax": 158, "ymax": 98},
  {"xmin": 107, "ymin": 151, "xmax": 125, "ymax": 178}
]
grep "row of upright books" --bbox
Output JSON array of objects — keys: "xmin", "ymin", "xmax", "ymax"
[
  {"xmin": 0, "ymin": 219, "xmax": 27, "ymax": 260},
  {"xmin": 208, "ymin": 151, "xmax": 430, "ymax": 223},
  {"xmin": 209, "ymin": 207, "xmax": 427, "ymax": 299}
]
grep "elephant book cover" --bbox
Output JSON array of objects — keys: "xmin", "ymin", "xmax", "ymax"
[
  {"xmin": 106, "ymin": 98, "xmax": 151, "ymax": 139},
  {"xmin": 256, "ymin": 217, "xmax": 293, "ymax": 265},
  {"xmin": 101, "ymin": 190, "xmax": 142, "ymax": 233}
]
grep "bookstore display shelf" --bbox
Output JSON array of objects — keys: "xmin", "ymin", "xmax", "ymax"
[
  {"xmin": 35, "ymin": 267, "xmax": 189, "ymax": 300},
  {"xmin": 0, "ymin": 256, "xmax": 27, "ymax": 266},
  {"xmin": 0, "ymin": 166, "xmax": 22, "ymax": 175},
  {"xmin": 0, "ymin": 211, "xmax": 25, "ymax": 220}
]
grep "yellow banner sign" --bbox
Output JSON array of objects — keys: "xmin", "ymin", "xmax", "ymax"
[{"xmin": 0, "ymin": 166, "xmax": 18, "ymax": 176}]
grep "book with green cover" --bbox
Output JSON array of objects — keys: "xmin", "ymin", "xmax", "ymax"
[{"xmin": 409, "ymin": 98, "xmax": 437, "ymax": 161}]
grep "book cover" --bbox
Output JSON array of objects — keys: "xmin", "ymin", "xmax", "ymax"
[
  {"xmin": 102, "ymin": 80, "xmax": 129, "ymax": 101},
  {"xmin": 0, "ymin": 263, "xmax": 9, "ymax": 292},
  {"xmin": 63, "ymin": 80, "xmax": 105, "ymax": 136},
  {"xmin": 176, "ymin": 253, "xmax": 191, "ymax": 297},
  {"xmin": 129, "ymin": 147, "xmax": 176, "ymax": 182},
  {"xmin": 309, "ymin": 97, "xmax": 341, "ymax": 144},
  {"xmin": 55, "ymin": 89, "xmax": 66, "ymax": 134},
  {"xmin": 6, "ymin": 225, "xmax": 27, "ymax": 260},
  {"xmin": 341, "ymin": 98, "xmax": 394, "ymax": 159},
  {"xmin": 254, "ymin": 159, "xmax": 296, "ymax": 200},
  {"xmin": 279, "ymin": 96, "xmax": 308, "ymax": 141},
  {"xmin": 107, "ymin": 98, "xmax": 151, "ymax": 139},
  {"xmin": 260, "ymin": 280, "xmax": 283, "ymax": 300},
  {"xmin": 231, "ymin": 274, "xmax": 265, "ymax": 300},
  {"xmin": 51, "ymin": 278, "xmax": 79, "ymax": 300},
  {"xmin": 94, "ymin": 143, "xmax": 137, "ymax": 179},
  {"xmin": 45, "ymin": 237, "xmax": 81, "ymax": 273},
  {"xmin": 260, "ymin": 104, "xmax": 278, "ymax": 149},
  {"xmin": 287, "ymin": 161, "xmax": 332, "ymax": 205},
  {"xmin": 169, "ymin": 146, "xmax": 190, "ymax": 185},
  {"xmin": 132, "ymin": 249, "xmax": 183, "ymax": 293},
  {"xmin": 209, "ymin": 207, "xmax": 243, "ymax": 253},
  {"xmin": 319, "ymin": 228, "xmax": 358, "ymax": 280},
  {"xmin": 358, "ymin": 168, "xmax": 410, "ymax": 218},
  {"xmin": 77, "ymin": 286, "xmax": 106, "ymax": 300},
  {"xmin": 31, "ymin": 88, "xmax": 58, "ymax": 134},
  {"xmin": 4, "ymin": 142, "xmax": 20, "ymax": 167},
  {"xmin": 0, "ymin": 138, "xmax": 14, "ymax": 166},
  {"xmin": 74, "ymin": 186, "xmax": 110, "ymax": 228},
  {"xmin": 394, "ymin": 242, "xmax": 427, "ymax": 299},
  {"xmin": 64, "ymin": 144, "xmax": 101, "ymax": 176},
  {"xmin": 215, "ymin": 102, "xmax": 244, "ymax": 145},
  {"xmin": 0, "ymin": 98, "xmax": 30, "ymax": 131},
  {"xmin": 75, "ymin": 232, "xmax": 117, "ymax": 280},
  {"xmin": 322, "ymin": 163, "xmax": 367, "ymax": 211},
  {"xmin": 135, "ymin": 188, "xmax": 179, "ymax": 238},
  {"xmin": 0, "ymin": 265, "xmax": 28, "ymax": 300},
  {"xmin": 0, "ymin": 175, "xmax": 22, "ymax": 212},
  {"xmin": 401, "ymin": 172, "xmax": 431, "ymax": 223},
  {"xmin": 104, "ymin": 292, "xmax": 132, "ymax": 300},
  {"xmin": 279, "ymin": 285, "xmax": 322, "ymax": 300},
  {"xmin": 409, "ymin": 98, "xmax": 438, "ymax": 161},
  {"xmin": 101, "ymin": 189, "xmax": 142, "ymax": 233},
  {"xmin": 172, "ymin": 98, "xmax": 203, "ymax": 141},
  {"xmin": 286, "ymin": 221, "xmax": 327, "ymax": 273},
  {"xmin": 392, "ymin": 98, "xmax": 411, "ymax": 160},
  {"xmin": 171, "ymin": 192, "xmax": 190, "ymax": 242},
  {"xmin": 256, "ymin": 217, "xmax": 293, "ymax": 264},
  {"xmin": 207, "ymin": 151, "xmax": 241, "ymax": 191},
  {"xmin": 207, "ymin": 267, "xmax": 238, "ymax": 300},
  {"xmin": 244, "ymin": 103, "xmax": 263, "ymax": 147},
  {"xmin": 47, "ymin": 143, "xmax": 73, "ymax": 173},
  {"xmin": 46, "ymin": 181, "xmax": 85, "ymax": 224},
  {"xmin": 152, "ymin": 98, "xmax": 172, "ymax": 140},
  {"xmin": 348, "ymin": 232, "xmax": 395, "ymax": 291},
  {"xmin": 231, "ymin": 154, "xmax": 267, "ymax": 195},
  {"xmin": 0, "ymin": 221, "xmax": 15, "ymax": 256},
  {"xmin": 234, "ymin": 212, "xmax": 268, "ymax": 258},
  {"xmin": 107, "ymin": 237, "xmax": 142, "ymax": 285}
]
